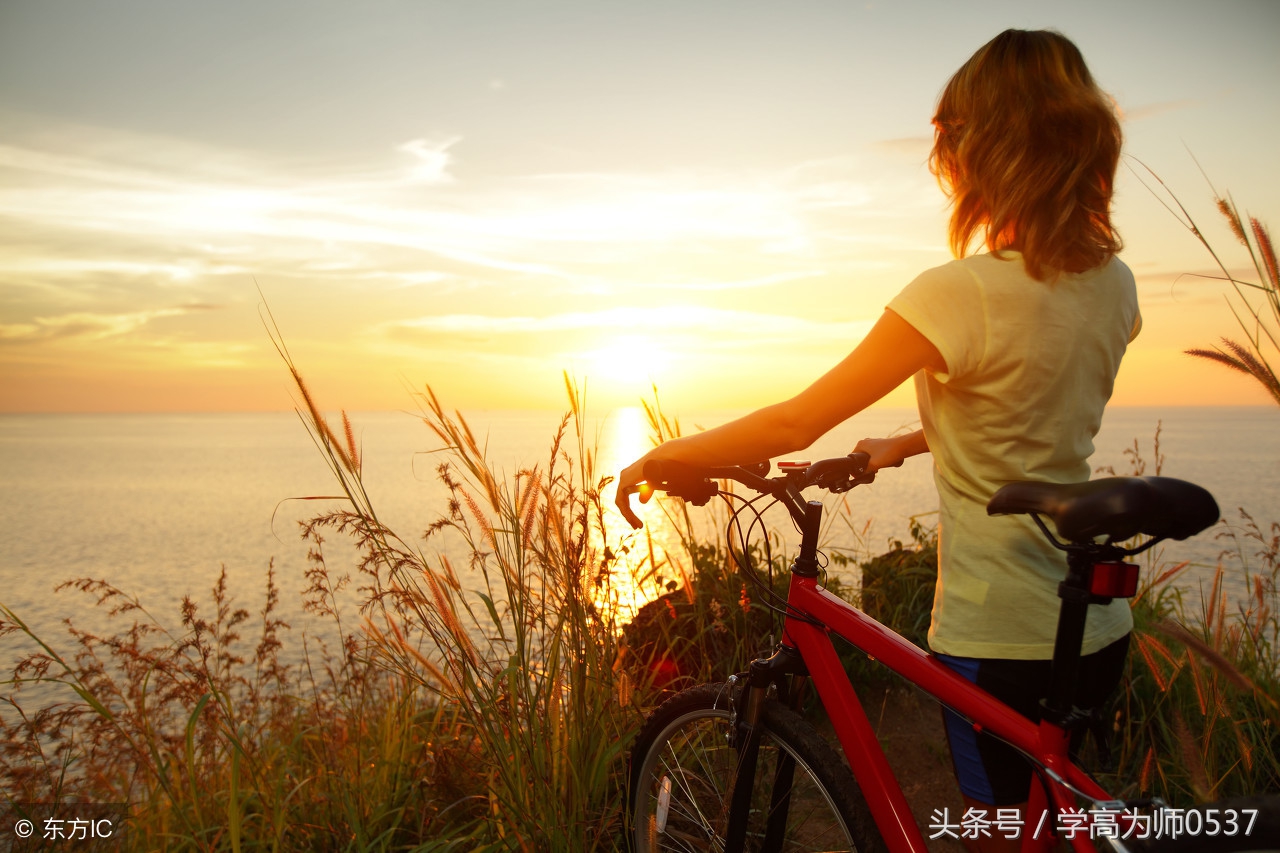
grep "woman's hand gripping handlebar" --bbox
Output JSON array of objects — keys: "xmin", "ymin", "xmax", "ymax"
[{"xmin": 616, "ymin": 452, "xmax": 879, "ymax": 530}]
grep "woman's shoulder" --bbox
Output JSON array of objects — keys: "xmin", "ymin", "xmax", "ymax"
[
  {"xmin": 912, "ymin": 251, "xmax": 1024, "ymax": 281},
  {"xmin": 891, "ymin": 257, "xmax": 1010, "ymax": 326},
  {"xmin": 945, "ymin": 251, "xmax": 1134, "ymax": 288},
  {"xmin": 899, "ymin": 252, "xmax": 1134, "ymax": 303},
  {"xmin": 1093, "ymin": 254, "xmax": 1135, "ymax": 286},
  {"xmin": 903, "ymin": 255, "xmax": 982, "ymax": 290}
]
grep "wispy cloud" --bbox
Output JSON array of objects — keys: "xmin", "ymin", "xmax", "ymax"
[
  {"xmin": 396, "ymin": 136, "xmax": 460, "ymax": 184},
  {"xmin": 872, "ymin": 137, "xmax": 932, "ymax": 157},
  {"xmin": 0, "ymin": 129, "xmax": 935, "ymax": 329},
  {"xmin": 645, "ymin": 270, "xmax": 825, "ymax": 291},
  {"xmin": 0, "ymin": 136, "xmax": 568, "ymax": 286},
  {"xmin": 1121, "ymin": 98, "xmax": 1199, "ymax": 122},
  {"xmin": 0, "ymin": 306, "xmax": 198, "ymax": 343},
  {"xmin": 0, "ymin": 118, "xmax": 932, "ymax": 280},
  {"xmin": 0, "ymin": 257, "xmax": 247, "ymax": 281},
  {"xmin": 379, "ymin": 306, "xmax": 872, "ymax": 346}
]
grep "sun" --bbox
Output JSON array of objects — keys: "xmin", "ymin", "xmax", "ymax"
[{"xmin": 574, "ymin": 335, "xmax": 673, "ymax": 389}]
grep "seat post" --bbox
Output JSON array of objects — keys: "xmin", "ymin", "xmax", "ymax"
[{"xmin": 1044, "ymin": 550, "xmax": 1094, "ymax": 724}]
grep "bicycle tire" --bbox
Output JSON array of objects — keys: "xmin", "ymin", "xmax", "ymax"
[
  {"xmin": 627, "ymin": 682, "xmax": 886, "ymax": 852},
  {"xmin": 1128, "ymin": 795, "xmax": 1280, "ymax": 853}
]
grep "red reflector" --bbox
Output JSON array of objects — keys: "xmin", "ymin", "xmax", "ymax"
[
  {"xmin": 777, "ymin": 461, "xmax": 811, "ymax": 471},
  {"xmin": 1090, "ymin": 562, "xmax": 1140, "ymax": 598}
]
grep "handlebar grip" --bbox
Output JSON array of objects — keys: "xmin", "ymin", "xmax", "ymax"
[
  {"xmin": 793, "ymin": 452, "xmax": 873, "ymax": 493},
  {"xmin": 641, "ymin": 458, "xmax": 683, "ymax": 485},
  {"xmin": 642, "ymin": 459, "xmax": 720, "ymax": 506}
]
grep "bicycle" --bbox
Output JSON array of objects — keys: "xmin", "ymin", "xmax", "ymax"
[{"xmin": 625, "ymin": 453, "xmax": 1280, "ymax": 852}]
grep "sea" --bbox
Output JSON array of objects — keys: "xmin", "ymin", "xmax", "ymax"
[{"xmin": 1, "ymin": 406, "xmax": 1277, "ymax": 696}]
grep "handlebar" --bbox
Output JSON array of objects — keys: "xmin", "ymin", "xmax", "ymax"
[{"xmin": 641, "ymin": 453, "xmax": 878, "ymax": 518}]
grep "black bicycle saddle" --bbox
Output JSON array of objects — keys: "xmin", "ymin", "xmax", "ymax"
[{"xmin": 987, "ymin": 476, "xmax": 1219, "ymax": 543}]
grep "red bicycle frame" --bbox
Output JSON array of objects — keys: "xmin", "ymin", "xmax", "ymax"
[{"xmin": 780, "ymin": 569, "xmax": 1116, "ymax": 853}]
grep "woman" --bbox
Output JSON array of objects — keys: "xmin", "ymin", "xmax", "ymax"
[{"xmin": 615, "ymin": 29, "xmax": 1137, "ymax": 853}]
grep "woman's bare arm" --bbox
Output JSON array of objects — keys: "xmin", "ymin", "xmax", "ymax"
[{"xmin": 616, "ymin": 309, "xmax": 943, "ymax": 528}]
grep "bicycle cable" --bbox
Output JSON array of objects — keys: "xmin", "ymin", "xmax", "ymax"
[
  {"xmin": 725, "ymin": 493, "xmax": 787, "ymax": 615},
  {"xmin": 722, "ymin": 490, "xmax": 828, "ymax": 629}
]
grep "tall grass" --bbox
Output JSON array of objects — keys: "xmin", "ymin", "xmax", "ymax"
[
  {"xmin": 0, "ymin": 562, "xmax": 473, "ymax": 850},
  {"xmin": 1134, "ymin": 165, "xmax": 1280, "ymax": 405},
  {"xmin": 1118, "ymin": 553, "xmax": 1280, "ymax": 801},
  {"xmin": 271, "ymin": 309, "xmax": 661, "ymax": 847},
  {"xmin": 1096, "ymin": 432, "xmax": 1279, "ymax": 801},
  {"xmin": 1117, "ymin": 445, "xmax": 1279, "ymax": 799},
  {"xmin": 1183, "ymin": 195, "xmax": 1279, "ymax": 405}
]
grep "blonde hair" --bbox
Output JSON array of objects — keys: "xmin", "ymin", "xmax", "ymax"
[{"xmin": 930, "ymin": 29, "xmax": 1123, "ymax": 281}]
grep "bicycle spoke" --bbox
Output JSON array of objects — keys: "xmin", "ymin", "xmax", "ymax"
[
  {"xmin": 630, "ymin": 686, "xmax": 872, "ymax": 853},
  {"xmin": 657, "ymin": 728, "xmax": 724, "ymax": 837}
]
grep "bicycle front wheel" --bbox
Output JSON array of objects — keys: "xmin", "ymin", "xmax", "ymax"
[{"xmin": 628, "ymin": 682, "xmax": 885, "ymax": 852}]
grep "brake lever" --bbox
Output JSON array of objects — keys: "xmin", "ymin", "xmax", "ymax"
[
  {"xmin": 828, "ymin": 472, "xmax": 872, "ymax": 492},
  {"xmin": 797, "ymin": 453, "xmax": 874, "ymax": 493},
  {"xmin": 676, "ymin": 482, "xmax": 720, "ymax": 506}
]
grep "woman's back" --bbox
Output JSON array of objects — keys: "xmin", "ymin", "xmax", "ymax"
[{"xmin": 890, "ymin": 251, "xmax": 1140, "ymax": 495}]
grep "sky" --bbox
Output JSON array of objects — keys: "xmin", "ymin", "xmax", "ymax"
[{"xmin": 1, "ymin": 0, "xmax": 1278, "ymax": 414}]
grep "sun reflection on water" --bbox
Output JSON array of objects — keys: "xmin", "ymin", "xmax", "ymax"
[{"xmin": 592, "ymin": 405, "xmax": 685, "ymax": 625}]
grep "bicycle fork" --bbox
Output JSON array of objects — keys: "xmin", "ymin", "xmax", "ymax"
[
  {"xmin": 725, "ymin": 645, "xmax": 811, "ymax": 853},
  {"xmin": 725, "ymin": 677, "xmax": 767, "ymax": 853}
]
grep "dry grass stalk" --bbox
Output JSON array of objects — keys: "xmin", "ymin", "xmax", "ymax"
[
  {"xmin": 458, "ymin": 488, "xmax": 497, "ymax": 552},
  {"xmin": 1153, "ymin": 619, "xmax": 1256, "ymax": 693},
  {"xmin": 1134, "ymin": 633, "xmax": 1173, "ymax": 691},
  {"xmin": 1172, "ymin": 710, "xmax": 1213, "ymax": 800},
  {"xmin": 518, "ymin": 469, "xmax": 542, "ymax": 552},
  {"xmin": 341, "ymin": 409, "xmax": 360, "ymax": 473},
  {"xmin": 1130, "ymin": 165, "xmax": 1280, "ymax": 402},
  {"xmin": 1185, "ymin": 646, "xmax": 1209, "ymax": 717},
  {"xmin": 1139, "ymin": 746, "xmax": 1156, "ymax": 793}
]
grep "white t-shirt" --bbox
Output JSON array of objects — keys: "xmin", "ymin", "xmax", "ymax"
[{"xmin": 888, "ymin": 251, "xmax": 1140, "ymax": 659}]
